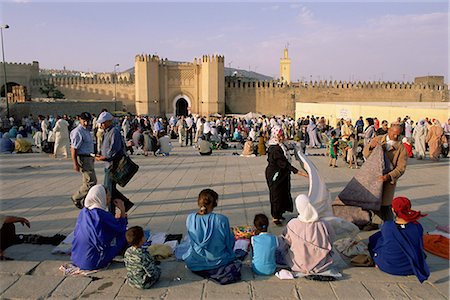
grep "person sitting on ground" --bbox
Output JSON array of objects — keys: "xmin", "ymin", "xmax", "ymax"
[
  {"xmin": 124, "ymin": 226, "xmax": 161, "ymax": 289},
  {"xmin": 132, "ymin": 127, "xmax": 144, "ymax": 154},
  {"xmin": 198, "ymin": 135, "xmax": 212, "ymax": 156},
  {"xmin": 251, "ymin": 214, "xmax": 278, "ymax": 275},
  {"xmin": 71, "ymin": 184, "xmax": 128, "ymax": 270},
  {"xmin": 0, "ymin": 133, "xmax": 14, "ymax": 153},
  {"xmin": 0, "ymin": 215, "xmax": 30, "ymax": 260},
  {"xmin": 14, "ymin": 134, "xmax": 33, "ymax": 153},
  {"xmin": 233, "ymin": 129, "xmax": 242, "ymax": 142},
  {"xmin": 281, "ymin": 195, "xmax": 334, "ymax": 280},
  {"xmin": 368, "ymin": 196, "xmax": 429, "ymax": 283},
  {"xmin": 8, "ymin": 126, "xmax": 18, "ymax": 139},
  {"xmin": 156, "ymin": 130, "xmax": 172, "ymax": 156},
  {"xmin": 257, "ymin": 134, "xmax": 266, "ymax": 155},
  {"xmin": 241, "ymin": 138, "xmax": 255, "ymax": 156},
  {"xmin": 183, "ymin": 189, "xmax": 241, "ymax": 285}
]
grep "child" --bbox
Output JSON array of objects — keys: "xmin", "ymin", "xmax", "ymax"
[
  {"xmin": 251, "ymin": 214, "xmax": 278, "ymax": 275},
  {"xmin": 368, "ymin": 196, "xmax": 429, "ymax": 283},
  {"xmin": 402, "ymin": 137, "xmax": 414, "ymax": 158},
  {"xmin": 124, "ymin": 226, "xmax": 161, "ymax": 289},
  {"xmin": 328, "ymin": 130, "xmax": 339, "ymax": 167},
  {"xmin": 346, "ymin": 134, "xmax": 357, "ymax": 169}
]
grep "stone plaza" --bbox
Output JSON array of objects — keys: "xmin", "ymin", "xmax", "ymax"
[{"xmin": 0, "ymin": 144, "xmax": 448, "ymax": 299}]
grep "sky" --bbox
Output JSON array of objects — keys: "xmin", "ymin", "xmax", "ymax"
[{"xmin": 1, "ymin": 1, "xmax": 448, "ymax": 82}]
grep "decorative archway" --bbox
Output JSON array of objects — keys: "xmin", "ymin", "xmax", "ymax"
[
  {"xmin": 172, "ymin": 94, "xmax": 192, "ymax": 117},
  {"xmin": 1, "ymin": 82, "xmax": 21, "ymax": 97}
]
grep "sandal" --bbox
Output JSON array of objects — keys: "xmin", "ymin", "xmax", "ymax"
[{"xmin": 305, "ymin": 275, "xmax": 335, "ymax": 281}]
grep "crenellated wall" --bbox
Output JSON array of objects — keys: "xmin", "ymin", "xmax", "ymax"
[
  {"xmin": 31, "ymin": 77, "xmax": 136, "ymax": 112},
  {"xmin": 6, "ymin": 60, "xmax": 448, "ymax": 118},
  {"xmin": 225, "ymin": 80, "xmax": 448, "ymax": 116}
]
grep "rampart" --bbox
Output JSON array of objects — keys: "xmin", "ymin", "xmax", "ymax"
[
  {"xmin": 30, "ymin": 76, "xmax": 136, "ymax": 112},
  {"xmin": 10, "ymin": 100, "xmax": 121, "ymax": 120},
  {"xmin": 225, "ymin": 80, "xmax": 448, "ymax": 116}
]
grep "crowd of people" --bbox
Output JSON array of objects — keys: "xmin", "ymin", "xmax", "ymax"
[{"xmin": 0, "ymin": 110, "xmax": 446, "ymax": 287}]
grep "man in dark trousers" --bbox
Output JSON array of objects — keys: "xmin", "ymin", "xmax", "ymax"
[{"xmin": 95, "ymin": 111, "xmax": 134, "ymax": 214}]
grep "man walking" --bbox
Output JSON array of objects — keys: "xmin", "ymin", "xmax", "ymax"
[
  {"xmin": 95, "ymin": 111, "xmax": 134, "ymax": 213},
  {"xmin": 363, "ymin": 124, "xmax": 408, "ymax": 222},
  {"xmin": 70, "ymin": 112, "xmax": 97, "ymax": 209}
]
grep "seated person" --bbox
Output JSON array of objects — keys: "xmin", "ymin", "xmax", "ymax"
[
  {"xmin": 0, "ymin": 133, "xmax": 14, "ymax": 153},
  {"xmin": 241, "ymin": 138, "xmax": 255, "ymax": 156},
  {"xmin": 368, "ymin": 196, "xmax": 429, "ymax": 283},
  {"xmin": 157, "ymin": 130, "xmax": 172, "ymax": 156},
  {"xmin": 71, "ymin": 184, "xmax": 128, "ymax": 270},
  {"xmin": 183, "ymin": 189, "xmax": 241, "ymax": 285},
  {"xmin": 8, "ymin": 126, "xmax": 18, "ymax": 139},
  {"xmin": 132, "ymin": 127, "xmax": 144, "ymax": 153},
  {"xmin": 18, "ymin": 126, "xmax": 28, "ymax": 138},
  {"xmin": 0, "ymin": 215, "xmax": 30, "ymax": 260},
  {"xmin": 124, "ymin": 226, "xmax": 161, "ymax": 289},
  {"xmin": 198, "ymin": 136, "xmax": 212, "ymax": 156},
  {"xmin": 15, "ymin": 134, "xmax": 33, "ymax": 153},
  {"xmin": 257, "ymin": 135, "xmax": 266, "ymax": 155},
  {"xmin": 251, "ymin": 214, "xmax": 278, "ymax": 275},
  {"xmin": 233, "ymin": 129, "xmax": 242, "ymax": 142},
  {"xmin": 282, "ymin": 195, "xmax": 334, "ymax": 276}
]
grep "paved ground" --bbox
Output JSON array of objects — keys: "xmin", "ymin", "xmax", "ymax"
[{"xmin": 0, "ymin": 142, "xmax": 449, "ymax": 299}]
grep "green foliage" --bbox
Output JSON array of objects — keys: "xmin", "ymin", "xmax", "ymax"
[{"xmin": 39, "ymin": 83, "xmax": 65, "ymax": 99}]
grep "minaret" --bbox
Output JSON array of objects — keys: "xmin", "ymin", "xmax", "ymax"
[{"xmin": 280, "ymin": 47, "xmax": 291, "ymax": 84}]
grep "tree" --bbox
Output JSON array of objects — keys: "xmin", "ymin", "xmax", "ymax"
[{"xmin": 39, "ymin": 83, "xmax": 65, "ymax": 99}]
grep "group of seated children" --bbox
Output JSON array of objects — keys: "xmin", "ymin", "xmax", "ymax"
[{"xmin": 70, "ymin": 186, "xmax": 430, "ymax": 289}]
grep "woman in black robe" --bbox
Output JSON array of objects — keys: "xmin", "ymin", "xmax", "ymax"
[{"xmin": 266, "ymin": 126, "xmax": 307, "ymax": 225}]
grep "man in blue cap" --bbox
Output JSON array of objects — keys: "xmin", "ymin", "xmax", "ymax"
[{"xmin": 95, "ymin": 111, "xmax": 134, "ymax": 213}]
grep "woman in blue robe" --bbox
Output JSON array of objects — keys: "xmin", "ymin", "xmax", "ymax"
[
  {"xmin": 71, "ymin": 184, "xmax": 128, "ymax": 270},
  {"xmin": 183, "ymin": 189, "xmax": 240, "ymax": 284},
  {"xmin": 369, "ymin": 196, "xmax": 429, "ymax": 283}
]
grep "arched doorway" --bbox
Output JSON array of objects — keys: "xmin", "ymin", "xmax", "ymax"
[
  {"xmin": 175, "ymin": 98, "xmax": 189, "ymax": 117},
  {"xmin": 1, "ymin": 82, "xmax": 20, "ymax": 97}
]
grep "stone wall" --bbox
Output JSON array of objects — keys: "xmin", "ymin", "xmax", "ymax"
[
  {"xmin": 31, "ymin": 77, "xmax": 136, "ymax": 112},
  {"xmin": 225, "ymin": 80, "xmax": 448, "ymax": 116},
  {"xmin": 10, "ymin": 100, "xmax": 121, "ymax": 120}
]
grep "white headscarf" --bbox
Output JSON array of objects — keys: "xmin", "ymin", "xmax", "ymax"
[
  {"xmin": 84, "ymin": 184, "xmax": 107, "ymax": 210},
  {"xmin": 268, "ymin": 125, "xmax": 283, "ymax": 145},
  {"xmin": 296, "ymin": 194, "xmax": 319, "ymax": 223}
]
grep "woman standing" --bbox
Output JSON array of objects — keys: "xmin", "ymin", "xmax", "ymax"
[
  {"xmin": 360, "ymin": 117, "xmax": 376, "ymax": 147},
  {"xmin": 266, "ymin": 126, "xmax": 307, "ymax": 225},
  {"xmin": 426, "ymin": 119, "xmax": 445, "ymax": 161},
  {"xmin": 307, "ymin": 119, "xmax": 321, "ymax": 148},
  {"xmin": 412, "ymin": 119, "xmax": 427, "ymax": 160}
]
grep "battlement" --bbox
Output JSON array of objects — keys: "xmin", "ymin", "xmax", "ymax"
[
  {"xmin": 31, "ymin": 75, "xmax": 134, "ymax": 86},
  {"xmin": 225, "ymin": 79, "xmax": 448, "ymax": 91},
  {"xmin": 135, "ymin": 54, "xmax": 160, "ymax": 63},
  {"xmin": 201, "ymin": 55, "xmax": 225, "ymax": 63},
  {"xmin": 0, "ymin": 61, "xmax": 39, "ymax": 67}
]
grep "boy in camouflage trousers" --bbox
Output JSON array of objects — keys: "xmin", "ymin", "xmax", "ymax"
[{"xmin": 124, "ymin": 226, "xmax": 161, "ymax": 289}]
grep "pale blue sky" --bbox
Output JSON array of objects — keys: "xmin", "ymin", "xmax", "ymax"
[{"xmin": 1, "ymin": 1, "xmax": 448, "ymax": 82}]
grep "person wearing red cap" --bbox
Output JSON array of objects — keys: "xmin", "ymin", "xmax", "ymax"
[{"xmin": 368, "ymin": 196, "xmax": 429, "ymax": 283}]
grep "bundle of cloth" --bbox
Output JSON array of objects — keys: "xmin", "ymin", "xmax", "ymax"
[
  {"xmin": 423, "ymin": 224, "xmax": 450, "ymax": 260},
  {"xmin": 332, "ymin": 144, "xmax": 385, "ymax": 228}
]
